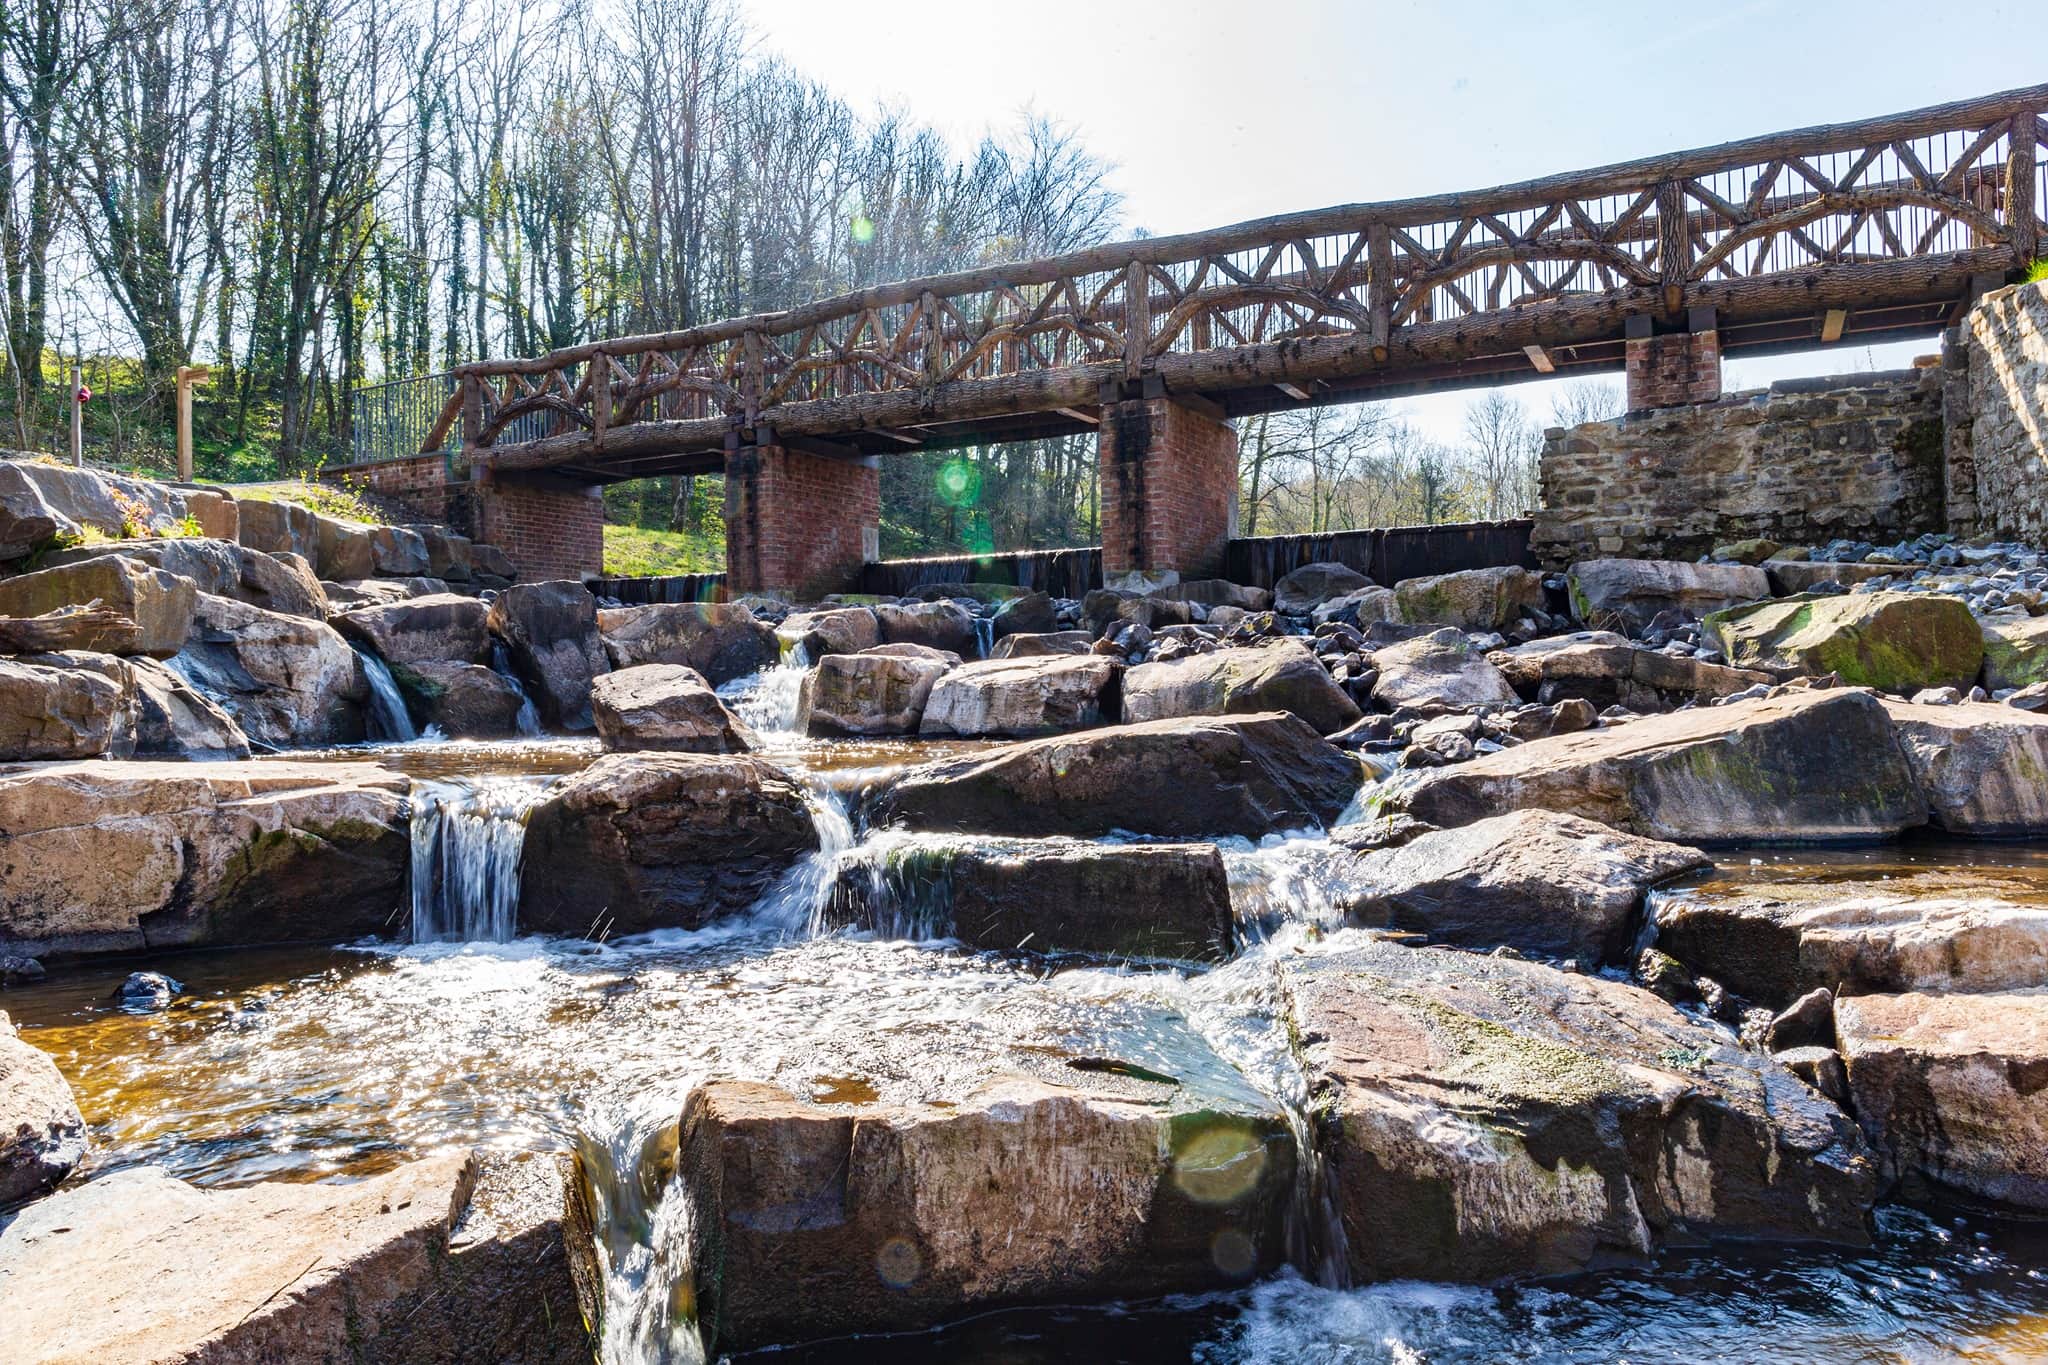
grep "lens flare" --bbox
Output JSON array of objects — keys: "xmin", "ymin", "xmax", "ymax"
[
  {"xmin": 849, "ymin": 214, "xmax": 876, "ymax": 245},
  {"xmin": 1171, "ymin": 1120, "xmax": 1268, "ymax": 1205},
  {"xmin": 934, "ymin": 458, "xmax": 982, "ymax": 508},
  {"xmin": 875, "ymin": 1235, "xmax": 923, "ymax": 1288}
]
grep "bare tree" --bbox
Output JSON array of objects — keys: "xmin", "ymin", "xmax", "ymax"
[
  {"xmin": 1549, "ymin": 376, "xmax": 1624, "ymax": 429},
  {"xmin": 1461, "ymin": 389, "xmax": 1539, "ymax": 520}
]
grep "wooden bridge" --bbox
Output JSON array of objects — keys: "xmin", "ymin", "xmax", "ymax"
[{"xmin": 394, "ymin": 84, "xmax": 2045, "ymax": 594}]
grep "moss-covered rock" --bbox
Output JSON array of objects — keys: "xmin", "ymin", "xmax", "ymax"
[
  {"xmin": 1703, "ymin": 591, "xmax": 1983, "ymax": 692},
  {"xmin": 1982, "ymin": 615, "xmax": 2048, "ymax": 690},
  {"xmin": 1392, "ymin": 565, "xmax": 1544, "ymax": 630}
]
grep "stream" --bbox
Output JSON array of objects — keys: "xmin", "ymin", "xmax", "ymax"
[{"xmin": 7, "ymin": 666, "xmax": 2048, "ymax": 1361}]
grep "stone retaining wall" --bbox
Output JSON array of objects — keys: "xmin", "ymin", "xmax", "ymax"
[
  {"xmin": 1532, "ymin": 369, "xmax": 1943, "ymax": 566},
  {"xmin": 1963, "ymin": 280, "xmax": 2048, "ymax": 545}
]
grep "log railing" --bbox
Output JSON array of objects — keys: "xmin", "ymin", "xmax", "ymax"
[{"xmin": 427, "ymin": 83, "xmax": 2046, "ymax": 472}]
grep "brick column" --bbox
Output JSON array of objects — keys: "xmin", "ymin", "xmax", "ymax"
[
  {"xmin": 724, "ymin": 438, "xmax": 880, "ymax": 598},
  {"xmin": 1098, "ymin": 396, "xmax": 1237, "ymax": 581},
  {"xmin": 1625, "ymin": 329, "xmax": 1722, "ymax": 410},
  {"xmin": 470, "ymin": 472, "xmax": 604, "ymax": 580}
]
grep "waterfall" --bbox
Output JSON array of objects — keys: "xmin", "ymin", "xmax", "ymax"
[
  {"xmin": 490, "ymin": 641, "xmax": 542, "ymax": 737},
  {"xmin": 972, "ymin": 614, "xmax": 995, "ymax": 659},
  {"xmin": 355, "ymin": 648, "xmax": 418, "ymax": 742},
  {"xmin": 717, "ymin": 651, "xmax": 807, "ymax": 739},
  {"xmin": 816, "ymin": 831, "xmax": 959, "ymax": 941},
  {"xmin": 751, "ymin": 787, "xmax": 859, "ymax": 936},
  {"xmin": 577, "ymin": 1096, "xmax": 709, "ymax": 1365},
  {"xmin": 409, "ymin": 778, "xmax": 545, "ymax": 943}
]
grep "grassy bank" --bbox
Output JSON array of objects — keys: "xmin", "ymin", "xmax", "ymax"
[{"xmin": 603, "ymin": 522, "xmax": 725, "ymax": 577}]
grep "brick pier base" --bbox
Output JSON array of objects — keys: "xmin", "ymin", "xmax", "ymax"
[
  {"xmin": 1625, "ymin": 328, "xmax": 1723, "ymax": 410},
  {"xmin": 1098, "ymin": 395, "xmax": 1238, "ymax": 581},
  {"xmin": 724, "ymin": 439, "xmax": 880, "ymax": 597},
  {"xmin": 469, "ymin": 472, "xmax": 605, "ymax": 581}
]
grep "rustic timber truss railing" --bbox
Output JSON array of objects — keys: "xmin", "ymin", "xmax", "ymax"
[{"xmin": 415, "ymin": 84, "xmax": 2046, "ymax": 482}]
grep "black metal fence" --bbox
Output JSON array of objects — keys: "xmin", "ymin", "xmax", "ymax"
[
  {"xmin": 1223, "ymin": 519, "xmax": 1536, "ymax": 589},
  {"xmin": 854, "ymin": 546, "xmax": 1103, "ymax": 599},
  {"xmin": 349, "ymin": 371, "xmax": 548, "ymax": 465},
  {"xmin": 589, "ymin": 572, "xmax": 729, "ymax": 604}
]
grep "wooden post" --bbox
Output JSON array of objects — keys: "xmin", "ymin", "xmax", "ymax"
[
  {"xmin": 1657, "ymin": 179, "xmax": 1690, "ymax": 315},
  {"xmin": 590, "ymin": 352, "xmax": 610, "ymax": 444},
  {"xmin": 2009, "ymin": 111, "xmax": 2039, "ymax": 268},
  {"xmin": 69, "ymin": 361, "xmax": 83, "ymax": 466},
  {"xmin": 1366, "ymin": 221, "xmax": 1393, "ymax": 360},
  {"xmin": 1123, "ymin": 260, "xmax": 1149, "ymax": 380},
  {"xmin": 174, "ymin": 365, "xmax": 210, "ymax": 481}
]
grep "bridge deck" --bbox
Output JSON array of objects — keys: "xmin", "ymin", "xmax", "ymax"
[{"xmin": 421, "ymin": 84, "xmax": 2045, "ymax": 484}]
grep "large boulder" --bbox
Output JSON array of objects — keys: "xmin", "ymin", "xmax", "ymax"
[
  {"xmin": 0, "ymin": 458, "xmax": 187, "ymax": 559},
  {"xmin": 0, "ymin": 1151, "xmax": 589, "ymax": 1363},
  {"xmin": 991, "ymin": 591, "xmax": 1059, "ymax": 637},
  {"xmin": 1393, "ymin": 565, "xmax": 1544, "ymax": 631},
  {"xmin": 1384, "ymin": 689, "xmax": 1926, "ymax": 843},
  {"xmin": 1286, "ymin": 935, "xmax": 1878, "ymax": 1283},
  {"xmin": 1488, "ymin": 631, "xmax": 1773, "ymax": 709},
  {"xmin": 666, "ymin": 1073, "xmax": 1293, "ymax": 1354},
  {"xmin": 1369, "ymin": 627, "xmax": 1519, "ymax": 709},
  {"xmin": 0, "ymin": 1010, "xmax": 85, "ymax": 1208},
  {"xmin": 1705, "ymin": 592, "xmax": 1984, "ymax": 692},
  {"xmin": 1569, "ymin": 558, "xmax": 1769, "ymax": 631},
  {"xmin": 407, "ymin": 524, "xmax": 474, "ymax": 582},
  {"xmin": 47, "ymin": 652, "xmax": 249, "ymax": 760},
  {"xmin": 876, "ymin": 599, "xmax": 978, "ymax": 655},
  {"xmin": 0, "ymin": 655, "xmax": 134, "ymax": 760},
  {"xmin": 0, "ymin": 554, "xmax": 196, "ymax": 656},
  {"xmin": 394, "ymin": 661, "xmax": 529, "ymax": 737},
  {"xmin": 368, "ymin": 524, "xmax": 430, "ymax": 576},
  {"xmin": 1273, "ymin": 561, "xmax": 1371, "ymax": 615},
  {"xmin": 777, "ymin": 606, "xmax": 880, "ymax": 661},
  {"xmin": 1764, "ymin": 560, "xmax": 1908, "ymax": 595},
  {"xmin": 1150, "ymin": 578, "xmax": 1272, "ymax": 612},
  {"xmin": 1333, "ymin": 810, "xmax": 1709, "ymax": 963},
  {"xmin": 801, "ymin": 649, "xmax": 953, "ymax": 736},
  {"xmin": 1837, "ymin": 989, "xmax": 2048, "ymax": 1210},
  {"xmin": 314, "ymin": 514, "xmax": 377, "ymax": 580},
  {"xmin": 234, "ymin": 496, "xmax": 318, "ymax": 560},
  {"xmin": 518, "ymin": 753, "xmax": 818, "ymax": 936},
  {"xmin": 918, "ymin": 654, "xmax": 1121, "ymax": 737},
  {"xmin": 488, "ymin": 580, "xmax": 608, "ymax": 730},
  {"xmin": 1883, "ymin": 700, "xmax": 2048, "ymax": 836},
  {"xmin": 172, "ymin": 592, "xmax": 368, "ymax": 746},
  {"xmin": 41, "ymin": 535, "xmax": 326, "ymax": 619},
  {"xmin": 866, "ymin": 712, "xmax": 1360, "ymax": 838},
  {"xmin": 592, "ymin": 664, "xmax": 752, "ymax": 753},
  {"xmin": 831, "ymin": 835, "xmax": 1234, "ymax": 959},
  {"xmin": 1655, "ymin": 862, "xmax": 2048, "ymax": 1007},
  {"xmin": 597, "ymin": 601, "xmax": 777, "ymax": 685},
  {"xmin": 1981, "ymin": 614, "xmax": 2048, "ymax": 690},
  {"xmin": 322, "ymin": 575, "xmax": 451, "ymax": 613},
  {"xmin": 1310, "ymin": 585, "xmax": 1400, "ymax": 628},
  {"xmin": 1123, "ymin": 639, "xmax": 1360, "ymax": 735},
  {"xmin": 990, "ymin": 630, "xmax": 1091, "ymax": 659},
  {"xmin": 335, "ymin": 592, "xmax": 491, "ymax": 665},
  {"xmin": 0, "ymin": 759, "xmax": 408, "ymax": 958}
]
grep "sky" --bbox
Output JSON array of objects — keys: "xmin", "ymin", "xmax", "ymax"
[{"xmin": 743, "ymin": 0, "xmax": 2041, "ymax": 442}]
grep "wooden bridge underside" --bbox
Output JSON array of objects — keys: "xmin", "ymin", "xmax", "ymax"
[{"xmin": 430, "ymin": 84, "xmax": 2047, "ymax": 486}]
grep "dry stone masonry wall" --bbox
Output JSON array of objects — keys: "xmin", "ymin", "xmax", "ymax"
[{"xmin": 1963, "ymin": 280, "xmax": 2048, "ymax": 545}]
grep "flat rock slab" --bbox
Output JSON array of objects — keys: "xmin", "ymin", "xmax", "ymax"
[
  {"xmin": 1488, "ymin": 631, "xmax": 1772, "ymax": 709},
  {"xmin": 669, "ymin": 1073, "xmax": 1294, "ymax": 1353},
  {"xmin": 1654, "ymin": 860, "xmax": 2048, "ymax": 1006},
  {"xmin": 0, "ymin": 759, "xmax": 409, "ymax": 958},
  {"xmin": 917, "ymin": 653, "xmax": 1120, "ymax": 737},
  {"xmin": 1384, "ymin": 689, "xmax": 1927, "ymax": 844},
  {"xmin": 864, "ymin": 712, "xmax": 1361, "ymax": 839},
  {"xmin": 1285, "ymin": 935, "xmax": 1878, "ymax": 1284},
  {"xmin": 1882, "ymin": 700, "xmax": 2048, "ymax": 837},
  {"xmin": 0, "ymin": 1152, "xmax": 588, "ymax": 1364},
  {"xmin": 830, "ymin": 834, "xmax": 1235, "ymax": 960},
  {"xmin": 1332, "ymin": 809, "xmax": 1710, "ymax": 964},
  {"xmin": 1837, "ymin": 989, "xmax": 2048, "ymax": 1211}
]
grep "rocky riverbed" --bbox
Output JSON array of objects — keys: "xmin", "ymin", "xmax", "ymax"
[{"xmin": 4, "ymin": 456, "xmax": 2048, "ymax": 1361}]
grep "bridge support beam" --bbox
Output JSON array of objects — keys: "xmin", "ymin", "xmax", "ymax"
[
  {"xmin": 1625, "ymin": 310, "xmax": 1722, "ymax": 410},
  {"xmin": 1098, "ymin": 392, "xmax": 1238, "ymax": 582},
  {"xmin": 724, "ymin": 435, "xmax": 879, "ymax": 598}
]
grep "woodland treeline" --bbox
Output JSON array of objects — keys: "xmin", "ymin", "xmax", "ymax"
[{"xmin": 4, "ymin": 0, "xmax": 1613, "ymax": 563}]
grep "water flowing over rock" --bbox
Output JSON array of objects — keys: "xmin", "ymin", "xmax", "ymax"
[
  {"xmin": 1331, "ymin": 810, "xmax": 1710, "ymax": 964},
  {"xmin": 411, "ymin": 778, "xmax": 546, "ymax": 943},
  {"xmin": 0, "ymin": 554, "xmax": 196, "ymax": 656},
  {"xmin": 489, "ymin": 580, "xmax": 609, "ymax": 729},
  {"xmin": 598, "ymin": 601, "xmax": 778, "ymax": 685},
  {"xmin": 1123, "ymin": 639, "xmax": 1362, "ymax": 735},
  {"xmin": 800, "ymin": 649, "xmax": 953, "ymax": 736},
  {"xmin": 334, "ymin": 591, "xmax": 491, "ymax": 664},
  {"xmin": 355, "ymin": 647, "xmax": 418, "ymax": 741},
  {"xmin": 865, "ymin": 712, "xmax": 1360, "ymax": 838},
  {"xmin": 917, "ymin": 653, "xmax": 1121, "ymax": 737},
  {"xmin": 1704, "ymin": 592, "xmax": 1984, "ymax": 692},
  {"xmin": 1488, "ymin": 631, "xmax": 1773, "ymax": 709},
  {"xmin": 42, "ymin": 535, "xmax": 327, "ymax": 619},
  {"xmin": 1393, "ymin": 566, "xmax": 1545, "ymax": 630},
  {"xmin": 646, "ymin": 1073, "xmax": 1294, "ymax": 1354},
  {"xmin": 0, "ymin": 1009, "xmax": 85, "ymax": 1207},
  {"xmin": 829, "ymin": 835, "xmax": 1235, "ymax": 959},
  {"xmin": 0, "ymin": 760, "xmax": 408, "ymax": 958},
  {"xmin": 122, "ymin": 655, "xmax": 250, "ymax": 759},
  {"xmin": 1837, "ymin": 989, "xmax": 2048, "ymax": 1211},
  {"xmin": 1568, "ymin": 558, "xmax": 1770, "ymax": 632},
  {"xmin": 519, "ymin": 753, "xmax": 819, "ymax": 937},
  {"xmin": 1273, "ymin": 561, "xmax": 1372, "ymax": 615},
  {"xmin": 1654, "ymin": 862, "xmax": 2048, "ymax": 1006},
  {"xmin": 1368, "ymin": 628, "xmax": 1520, "ymax": 709},
  {"xmin": 0, "ymin": 1151, "xmax": 590, "ymax": 1362},
  {"xmin": 1284, "ymin": 935, "xmax": 1878, "ymax": 1283},
  {"xmin": 593, "ymin": 664, "xmax": 754, "ymax": 752},
  {"xmin": 1881, "ymin": 700, "xmax": 2048, "ymax": 836},
  {"xmin": 174, "ymin": 592, "xmax": 369, "ymax": 746},
  {"xmin": 1385, "ymin": 689, "xmax": 1927, "ymax": 843}
]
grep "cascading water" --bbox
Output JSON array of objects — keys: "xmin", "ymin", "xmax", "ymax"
[
  {"xmin": 972, "ymin": 614, "xmax": 995, "ymax": 659},
  {"xmin": 717, "ymin": 645, "xmax": 808, "ymax": 739},
  {"xmin": 355, "ymin": 648, "xmax": 418, "ymax": 742},
  {"xmin": 490, "ymin": 641, "xmax": 542, "ymax": 737},
  {"xmin": 578, "ymin": 1095, "xmax": 710, "ymax": 1365},
  {"xmin": 409, "ymin": 777, "xmax": 547, "ymax": 943}
]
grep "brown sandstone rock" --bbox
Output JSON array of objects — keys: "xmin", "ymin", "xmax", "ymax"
[
  {"xmin": 598, "ymin": 601, "xmax": 778, "ymax": 685},
  {"xmin": 0, "ymin": 554, "xmax": 196, "ymax": 656},
  {"xmin": 396, "ymin": 660, "xmax": 529, "ymax": 737},
  {"xmin": 1882, "ymin": 699, "xmax": 2048, "ymax": 837},
  {"xmin": 777, "ymin": 606, "xmax": 880, "ymax": 660},
  {"xmin": 0, "ymin": 655, "xmax": 134, "ymax": 760},
  {"xmin": 917, "ymin": 653, "xmax": 1121, "ymax": 737},
  {"xmin": 1393, "ymin": 565, "xmax": 1545, "ymax": 631},
  {"xmin": 174, "ymin": 592, "xmax": 368, "ymax": 746},
  {"xmin": 1568, "ymin": 558, "xmax": 1770, "ymax": 631},
  {"xmin": 989, "ymin": 629, "xmax": 1092, "ymax": 658},
  {"xmin": 1488, "ymin": 631, "xmax": 1773, "ymax": 709},
  {"xmin": 42, "ymin": 535, "xmax": 327, "ymax": 620},
  {"xmin": 489, "ymin": 580, "xmax": 609, "ymax": 730},
  {"xmin": 335, "ymin": 591, "xmax": 491, "ymax": 665},
  {"xmin": 876, "ymin": 599, "xmax": 978, "ymax": 654},
  {"xmin": 1369, "ymin": 628, "xmax": 1519, "ymax": 709},
  {"xmin": 1123, "ymin": 638, "xmax": 1361, "ymax": 735},
  {"xmin": 801, "ymin": 649, "xmax": 953, "ymax": 736},
  {"xmin": 592, "ymin": 664, "xmax": 753, "ymax": 753},
  {"xmin": 0, "ymin": 1010, "xmax": 84, "ymax": 1208}
]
